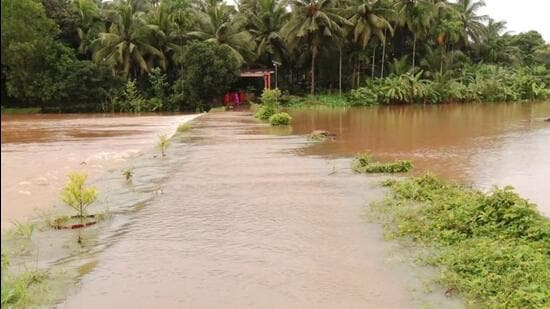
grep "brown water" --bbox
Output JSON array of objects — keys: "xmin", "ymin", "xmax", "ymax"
[
  {"xmin": 2, "ymin": 103, "xmax": 549, "ymax": 308},
  {"xmin": 1, "ymin": 113, "xmax": 201, "ymax": 226},
  {"xmin": 60, "ymin": 112, "xmax": 459, "ymax": 308},
  {"xmin": 279, "ymin": 102, "xmax": 550, "ymax": 215}
]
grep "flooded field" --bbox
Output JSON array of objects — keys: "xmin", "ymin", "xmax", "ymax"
[
  {"xmin": 1, "ymin": 113, "xmax": 200, "ymax": 226},
  {"xmin": 280, "ymin": 102, "xmax": 550, "ymax": 215},
  {"xmin": 1, "ymin": 102, "xmax": 549, "ymax": 307}
]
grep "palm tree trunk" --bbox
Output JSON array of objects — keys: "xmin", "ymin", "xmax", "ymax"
[
  {"xmin": 440, "ymin": 45, "xmax": 445, "ymax": 75},
  {"xmin": 371, "ymin": 46, "xmax": 376, "ymax": 79},
  {"xmin": 339, "ymin": 48, "xmax": 342, "ymax": 96},
  {"xmin": 381, "ymin": 29, "xmax": 387, "ymax": 78},
  {"xmin": 352, "ymin": 57, "xmax": 357, "ymax": 88},
  {"xmin": 357, "ymin": 58, "xmax": 361, "ymax": 86},
  {"xmin": 311, "ymin": 46, "xmax": 317, "ymax": 95},
  {"xmin": 412, "ymin": 33, "xmax": 417, "ymax": 72}
]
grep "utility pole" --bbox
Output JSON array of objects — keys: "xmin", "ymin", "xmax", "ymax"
[{"xmin": 272, "ymin": 60, "xmax": 281, "ymax": 89}]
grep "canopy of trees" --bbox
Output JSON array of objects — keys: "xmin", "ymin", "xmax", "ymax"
[{"xmin": 1, "ymin": 0, "xmax": 549, "ymax": 111}]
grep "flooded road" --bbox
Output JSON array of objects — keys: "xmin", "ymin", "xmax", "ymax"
[
  {"xmin": 1, "ymin": 113, "xmax": 201, "ymax": 226},
  {"xmin": 283, "ymin": 102, "xmax": 550, "ymax": 215},
  {"xmin": 2, "ymin": 102, "xmax": 548, "ymax": 307},
  {"xmin": 59, "ymin": 112, "xmax": 459, "ymax": 308}
]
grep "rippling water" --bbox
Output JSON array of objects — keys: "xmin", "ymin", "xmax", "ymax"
[
  {"xmin": 2, "ymin": 103, "xmax": 548, "ymax": 307},
  {"xmin": 280, "ymin": 102, "xmax": 550, "ymax": 215}
]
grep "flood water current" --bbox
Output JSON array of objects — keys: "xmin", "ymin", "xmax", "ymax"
[{"xmin": 1, "ymin": 102, "xmax": 549, "ymax": 307}]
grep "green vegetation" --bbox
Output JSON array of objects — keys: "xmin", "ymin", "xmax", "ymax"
[
  {"xmin": 1, "ymin": 266, "xmax": 48, "ymax": 307},
  {"xmin": 177, "ymin": 123, "xmax": 192, "ymax": 133},
  {"xmin": 371, "ymin": 175, "xmax": 550, "ymax": 308},
  {"xmin": 60, "ymin": 172, "xmax": 98, "ymax": 219},
  {"xmin": 0, "ymin": 107, "xmax": 41, "ymax": 114},
  {"xmin": 156, "ymin": 134, "xmax": 171, "ymax": 157},
  {"xmin": 255, "ymin": 88, "xmax": 281, "ymax": 121},
  {"xmin": 3, "ymin": 0, "xmax": 548, "ymax": 111},
  {"xmin": 353, "ymin": 153, "xmax": 413, "ymax": 173},
  {"xmin": 269, "ymin": 112, "xmax": 292, "ymax": 126},
  {"xmin": 4, "ymin": 222, "xmax": 34, "ymax": 239},
  {"xmin": 122, "ymin": 168, "xmax": 134, "ymax": 183}
]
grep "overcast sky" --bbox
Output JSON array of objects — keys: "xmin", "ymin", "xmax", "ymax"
[{"xmin": 479, "ymin": 0, "xmax": 550, "ymax": 42}]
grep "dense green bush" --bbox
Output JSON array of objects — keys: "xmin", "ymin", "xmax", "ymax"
[
  {"xmin": 269, "ymin": 112, "xmax": 292, "ymax": 126},
  {"xmin": 255, "ymin": 105, "xmax": 276, "ymax": 121},
  {"xmin": 352, "ymin": 153, "xmax": 413, "ymax": 173},
  {"xmin": 347, "ymin": 87, "xmax": 379, "ymax": 106},
  {"xmin": 372, "ymin": 175, "xmax": 550, "ymax": 307},
  {"xmin": 179, "ymin": 42, "xmax": 240, "ymax": 111}
]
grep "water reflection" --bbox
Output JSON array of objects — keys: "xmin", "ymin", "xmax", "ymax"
[{"xmin": 283, "ymin": 102, "xmax": 550, "ymax": 214}]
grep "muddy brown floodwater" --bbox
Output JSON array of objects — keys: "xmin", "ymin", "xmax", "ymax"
[
  {"xmin": 59, "ymin": 111, "xmax": 461, "ymax": 308},
  {"xmin": 279, "ymin": 102, "xmax": 550, "ymax": 216},
  {"xmin": 1, "ymin": 113, "xmax": 201, "ymax": 227},
  {"xmin": 2, "ymin": 102, "xmax": 549, "ymax": 308}
]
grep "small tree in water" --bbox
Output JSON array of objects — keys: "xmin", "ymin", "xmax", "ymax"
[
  {"xmin": 61, "ymin": 172, "xmax": 98, "ymax": 219},
  {"xmin": 157, "ymin": 134, "xmax": 171, "ymax": 156}
]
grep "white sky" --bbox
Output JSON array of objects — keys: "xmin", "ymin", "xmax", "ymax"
[{"xmin": 479, "ymin": 0, "xmax": 550, "ymax": 42}]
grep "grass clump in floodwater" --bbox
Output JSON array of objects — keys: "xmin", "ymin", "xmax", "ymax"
[
  {"xmin": 353, "ymin": 153, "xmax": 413, "ymax": 173},
  {"xmin": 370, "ymin": 174, "xmax": 550, "ymax": 308},
  {"xmin": 122, "ymin": 167, "xmax": 134, "ymax": 183},
  {"xmin": 157, "ymin": 134, "xmax": 171, "ymax": 157},
  {"xmin": 1, "ymin": 250, "xmax": 48, "ymax": 307},
  {"xmin": 177, "ymin": 123, "xmax": 192, "ymax": 133},
  {"xmin": 269, "ymin": 112, "xmax": 292, "ymax": 126}
]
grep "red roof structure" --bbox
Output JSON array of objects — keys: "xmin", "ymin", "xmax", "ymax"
[{"xmin": 240, "ymin": 69, "xmax": 275, "ymax": 89}]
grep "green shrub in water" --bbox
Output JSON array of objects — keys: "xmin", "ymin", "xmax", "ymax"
[
  {"xmin": 347, "ymin": 88, "xmax": 379, "ymax": 106},
  {"xmin": 61, "ymin": 172, "xmax": 98, "ymax": 219},
  {"xmin": 371, "ymin": 175, "xmax": 550, "ymax": 308},
  {"xmin": 254, "ymin": 105, "xmax": 276, "ymax": 121},
  {"xmin": 157, "ymin": 134, "xmax": 171, "ymax": 157},
  {"xmin": 269, "ymin": 112, "xmax": 292, "ymax": 126},
  {"xmin": 352, "ymin": 153, "xmax": 413, "ymax": 173}
]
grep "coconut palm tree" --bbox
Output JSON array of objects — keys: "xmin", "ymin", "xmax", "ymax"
[
  {"xmin": 396, "ymin": 0, "xmax": 436, "ymax": 71},
  {"xmin": 281, "ymin": 0, "xmax": 349, "ymax": 94},
  {"xmin": 187, "ymin": 4, "xmax": 256, "ymax": 64},
  {"xmin": 453, "ymin": 0, "xmax": 488, "ymax": 45},
  {"xmin": 74, "ymin": 0, "xmax": 105, "ymax": 56},
  {"xmin": 243, "ymin": 0, "xmax": 289, "ymax": 66},
  {"xmin": 92, "ymin": 0, "xmax": 164, "ymax": 79}
]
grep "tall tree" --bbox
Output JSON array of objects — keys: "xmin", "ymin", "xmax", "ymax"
[
  {"xmin": 396, "ymin": 0, "xmax": 435, "ymax": 71},
  {"xmin": 281, "ymin": 0, "xmax": 349, "ymax": 94},
  {"xmin": 187, "ymin": 3, "xmax": 256, "ymax": 64},
  {"xmin": 453, "ymin": 0, "xmax": 488, "ymax": 45},
  {"xmin": 92, "ymin": 0, "xmax": 164, "ymax": 79},
  {"xmin": 243, "ymin": 0, "xmax": 289, "ymax": 67}
]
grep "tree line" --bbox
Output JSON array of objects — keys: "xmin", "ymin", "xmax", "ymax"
[{"xmin": 2, "ymin": 0, "xmax": 550, "ymax": 112}]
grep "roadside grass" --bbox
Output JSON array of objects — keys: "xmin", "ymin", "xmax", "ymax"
[{"xmin": 370, "ymin": 174, "xmax": 550, "ymax": 308}]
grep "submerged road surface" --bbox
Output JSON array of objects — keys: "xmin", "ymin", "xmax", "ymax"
[{"xmin": 60, "ymin": 112, "xmax": 460, "ymax": 308}]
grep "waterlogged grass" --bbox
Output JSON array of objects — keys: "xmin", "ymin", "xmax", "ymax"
[
  {"xmin": 1, "ymin": 250, "xmax": 49, "ymax": 307},
  {"xmin": 176, "ymin": 123, "xmax": 192, "ymax": 133},
  {"xmin": 269, "ymin": 112, "xmax": 291, "ymax": 126},
  {"xmin": 370, "ymin": 175, "xmax": 550, "ymax": 308},
  {"xmin": 353, "ymin": 153, "xmax": 413, "ymax": 173}
]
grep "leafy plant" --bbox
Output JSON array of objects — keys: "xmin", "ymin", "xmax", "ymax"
[
  {"xmin": 255, "ymin": 105, "xmax": 277, "ymax": 121},
  {"xmin": 371, "ymin": 175, "xmax": 550, "ymax": 307},
  {"xmin": 156, "ymin": 134, "xmax": 171, "ymax": 157},
  {"xmin": 353, "ymin": 153, "xmax": 413, "ymax": 173},
  {"xmin": 60, "ymin": 172, "xmax": 98, "ymax": 219},
  {"xmin": 269, "ymin": 112, "xmax": 292, "ymax": 126},
  {"xmin": 122, "ymin": 168, "xmax": 134, "ymax": 183}
]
